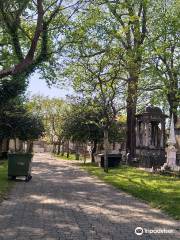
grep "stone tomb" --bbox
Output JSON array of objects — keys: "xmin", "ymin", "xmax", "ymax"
[{"xmin": 136, "ymin": 107, "xmax": 167, "ymax": 168}]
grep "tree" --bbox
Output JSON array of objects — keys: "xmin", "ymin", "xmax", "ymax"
[
  {"xmin": 0, "ymin": 97, "xmax": 44, "ymax": 152},
  {"xmin": 62, "ymin": 97, "xmax": 124, "ymax": 163},
  {"xmin": 0, "ymin": 75, "xmax": 28, "ymax": 155},
  {"xmin": 63, "ymin": 0, "xmax": 148, "ymax": 162},
  {"xmin": 0, "ymin": 0, "xmax": 84, "ymax": 80},
  {"xmin": 64, "ymin": 0, "xmax": 179, "ymax": 161},
  {"xmin": 99, "ymin": 0, "xmax": 148, "ymax": 161},
  {"xmin": 61, "ymin": 98, "xmax": 103, "ymax": 162},
  {"xmin": 146, "ymin": 0, "xmax": 180, "ymax": 123},
  {"xmin": 64, "ymin": 46, "xmax": 124, "ymax": 171},
  {"xmin": 27, "ymin": 95, "xmax": 68, "ymax": 154}
]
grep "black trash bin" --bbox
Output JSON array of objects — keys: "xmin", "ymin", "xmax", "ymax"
[{"xmin": 98, "ymin": 154, "xmax": 122, "ymax": 168}]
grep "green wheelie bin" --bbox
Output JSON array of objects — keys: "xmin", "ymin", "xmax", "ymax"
[{"xmin": 8, "ymin": 153, "xmax": 33, "ymax": 181}]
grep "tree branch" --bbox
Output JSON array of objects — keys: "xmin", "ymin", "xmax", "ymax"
[{"xmin": 0, "ymin": 0, "xmax": 44, "ymax": 79}]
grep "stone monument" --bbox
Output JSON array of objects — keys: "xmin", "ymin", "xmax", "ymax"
[
  {"xmin": 136, "ymin": 106, "xmax": 167, "ymax": 168},
  {"xmin": 166, "ymin": 114, "xmax": 177, "ymax": 170}
]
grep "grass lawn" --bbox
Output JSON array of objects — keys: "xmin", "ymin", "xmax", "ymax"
[
  {"xmin": 55, "ymin": 153, "xmax": 90, "ymax": 162},
  {"xmin": 55, "ymin": 154, "xmax": 78, "ymax": 161},
  {"xmin": 81, "ymin": 163, "xmax": 180, "ymax": 220},
  {"xmin": 0, "ymin": 161, "xmax": 14, "ymax": 202}
]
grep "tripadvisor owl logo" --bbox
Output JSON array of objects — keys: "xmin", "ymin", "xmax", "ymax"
[
  {"xmin": 135, "ymin": 227, "xmax": 174, "ymax": 235},
  {"xmin": 135, "ymin": 227, "xmax": 143, "ymax": 236}
]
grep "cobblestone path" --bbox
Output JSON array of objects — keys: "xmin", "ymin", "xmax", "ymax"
[{"xmin": 0, "ymin": 153, "xmax": 179, "ymax": 240}]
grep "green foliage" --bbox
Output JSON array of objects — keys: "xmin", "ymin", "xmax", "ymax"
[
  {"xmin": 28, "ymin": 95, "xmax": 124, "ymax": 146},
  {"xmin": 0, "ymin": 77, "xmax": 27, "ymax": 105},
  {"xmin": 62, "ymin": 0, "xmax": 179, "ymax": 121},
  {"xmin": 140, "ymin": 0, "xmax": 180, "ymax": 117},
  {"xmin": 27, "ymin": 95, "xmax": 68, "ymax": 144},
  {"xmin": 0, "ymin": 96, "xmax": 44, "ymax": 141},
  {"xmin": 0, "ymin": 0, "xmax": 84, "ymax": 80},
  {"xmin": 16, "ymin": 114, "xmax": 44, "ymax": 141},
  {"xmin": 62, "ymin": 97, "xmax": 125, "ymax": 144},
  {"xmin": 62, "ymin": 99, "xmax": 103, "ymax": 143}
]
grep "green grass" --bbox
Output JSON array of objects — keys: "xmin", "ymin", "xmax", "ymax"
[
  {"xmin": 81, "ymin": 163, "xmax": 180, "ymax": 220},
  {"xmin": 0, "ymin": 161, "xmax": 14, "ymax": 202},
  {"xmin": 55, "ymin": 153, "xmax": 90, "ymax": 161},
  {"xmin": 55, "ymin": 153, "xmax": 78, "ymax": 160}
]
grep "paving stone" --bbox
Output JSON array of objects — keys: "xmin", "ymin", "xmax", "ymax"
[{"xmin": 0, "ymin": 153, "xmax": 179, "ymax": 240}]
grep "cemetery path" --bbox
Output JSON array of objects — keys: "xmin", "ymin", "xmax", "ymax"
[{"xmin": 0, "ymin": 153, "xmax": 179, "ymax": 240}]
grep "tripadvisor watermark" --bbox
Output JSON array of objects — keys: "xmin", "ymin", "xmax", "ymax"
[{"xmin": 135, "ymin": 227, "xmax": 174, "ymax": 236}]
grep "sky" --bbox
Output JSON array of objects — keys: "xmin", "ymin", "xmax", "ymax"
[{"xmin": 27, "ymin": 72, "xmax": 72, "ymax": 99}]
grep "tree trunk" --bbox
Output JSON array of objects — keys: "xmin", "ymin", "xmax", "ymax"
[
  {"xmin": 61, "ymin": 141, "xmax": 64, "ymax": 156},
  {"xmin": 0, "ymin": 0, "xmax": 44, "ymax": 79},
  {"xmin": 166, "ymin": 64, "xmax": 178, "ymax": 125},
  {"xmin": 6, "ymin": 139, "xmax": 9, "ymax": 152},
  {"xmin": 167, "ymin": 89, "xmax": 178, "ymax": 125},
  {"xmin": 27, "ymin": 141, "xmax": 33, "ymax": 153},
  {"xmin": 0, "ymin": 139, "xmax": 3, "ymax": 158},
  {"xmin": 113, "ymin": 142, "xmax": 115, "ymax": 150},
  {"xmin": 91, "ymin": 140, "xmax": 97, "ymax": 163},
  {"xmin": 66, "ymin": 140, "xmax": 70, "ymax": 158},
  {"xmin": 29, "ymin": 141, "xmax": 33, "ymax": 153},
  {"xmin": 19, "ymin": 140, "xmax": 23, "ymax": 152},
  {"xmin": 52, "ymin": 143, "xmax": 56, "ymax": 153},
  {"xmin": 75, "ymin": 142, "xmax": 79, "ymax": 160},
  {"xmin": 57, "ymin": 141, "xmax": 61, "ymax": 155},
  {"xmin": 126, "ymin": 77, "xmax": 138, "ymax": 164},
  {"xmin": 104, "ymin": 128, "xmax": 109, "ymax": 173},
  {"xmin": 83, "ymin": 143, "xmax": 87, "ymax": 164},
  {"xmin": 75, "ymin": 153, "xmax": 79, "ymax": 160}
]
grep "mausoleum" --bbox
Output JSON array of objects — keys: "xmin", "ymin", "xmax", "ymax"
[{"xmin": 136, "ymin": 106, "xmax": 167, "ymax": 168}]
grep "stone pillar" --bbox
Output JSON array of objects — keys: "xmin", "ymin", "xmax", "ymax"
[
  {"xmin": 142, "ymin": 123, "xmax": 145, "ymax": 146},
  {"xmin": 160, "ymin": 121, "xmax": 164, "ymax": 148},
  {"xmin": 154, "ymin": 124, "xmax": 157, "ymax": 147},
  {"xmin": 145, "ymin": 122, "xmax": 149, "ymax": 147},
  {"xmin": 166, "ymin": 114, "xmax": 177, "ymax": 170},
  {"xmin": 136, "ymin": 121, "xmax": 140, "ymax": 147},
  {"xmin": 166, "ymin": 146, "xmax": 177, "ymax": 167}
]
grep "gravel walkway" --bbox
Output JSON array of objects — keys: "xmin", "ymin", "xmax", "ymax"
[{"xmin": 0, "ymin": 153, "xmax": 179, "ymax": 240}]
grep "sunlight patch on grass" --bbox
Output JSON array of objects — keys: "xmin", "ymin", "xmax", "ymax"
[
  {"xmin": 55, "ymin": 153, "xmax": 90, "ymax": 162},
  {"xmin": 55, "ymin": 154, "xmax": 77, "ymax": 161},
  {"xmin": 81, "ymin": 163, "xmax": 180, "ymax": 220}
]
